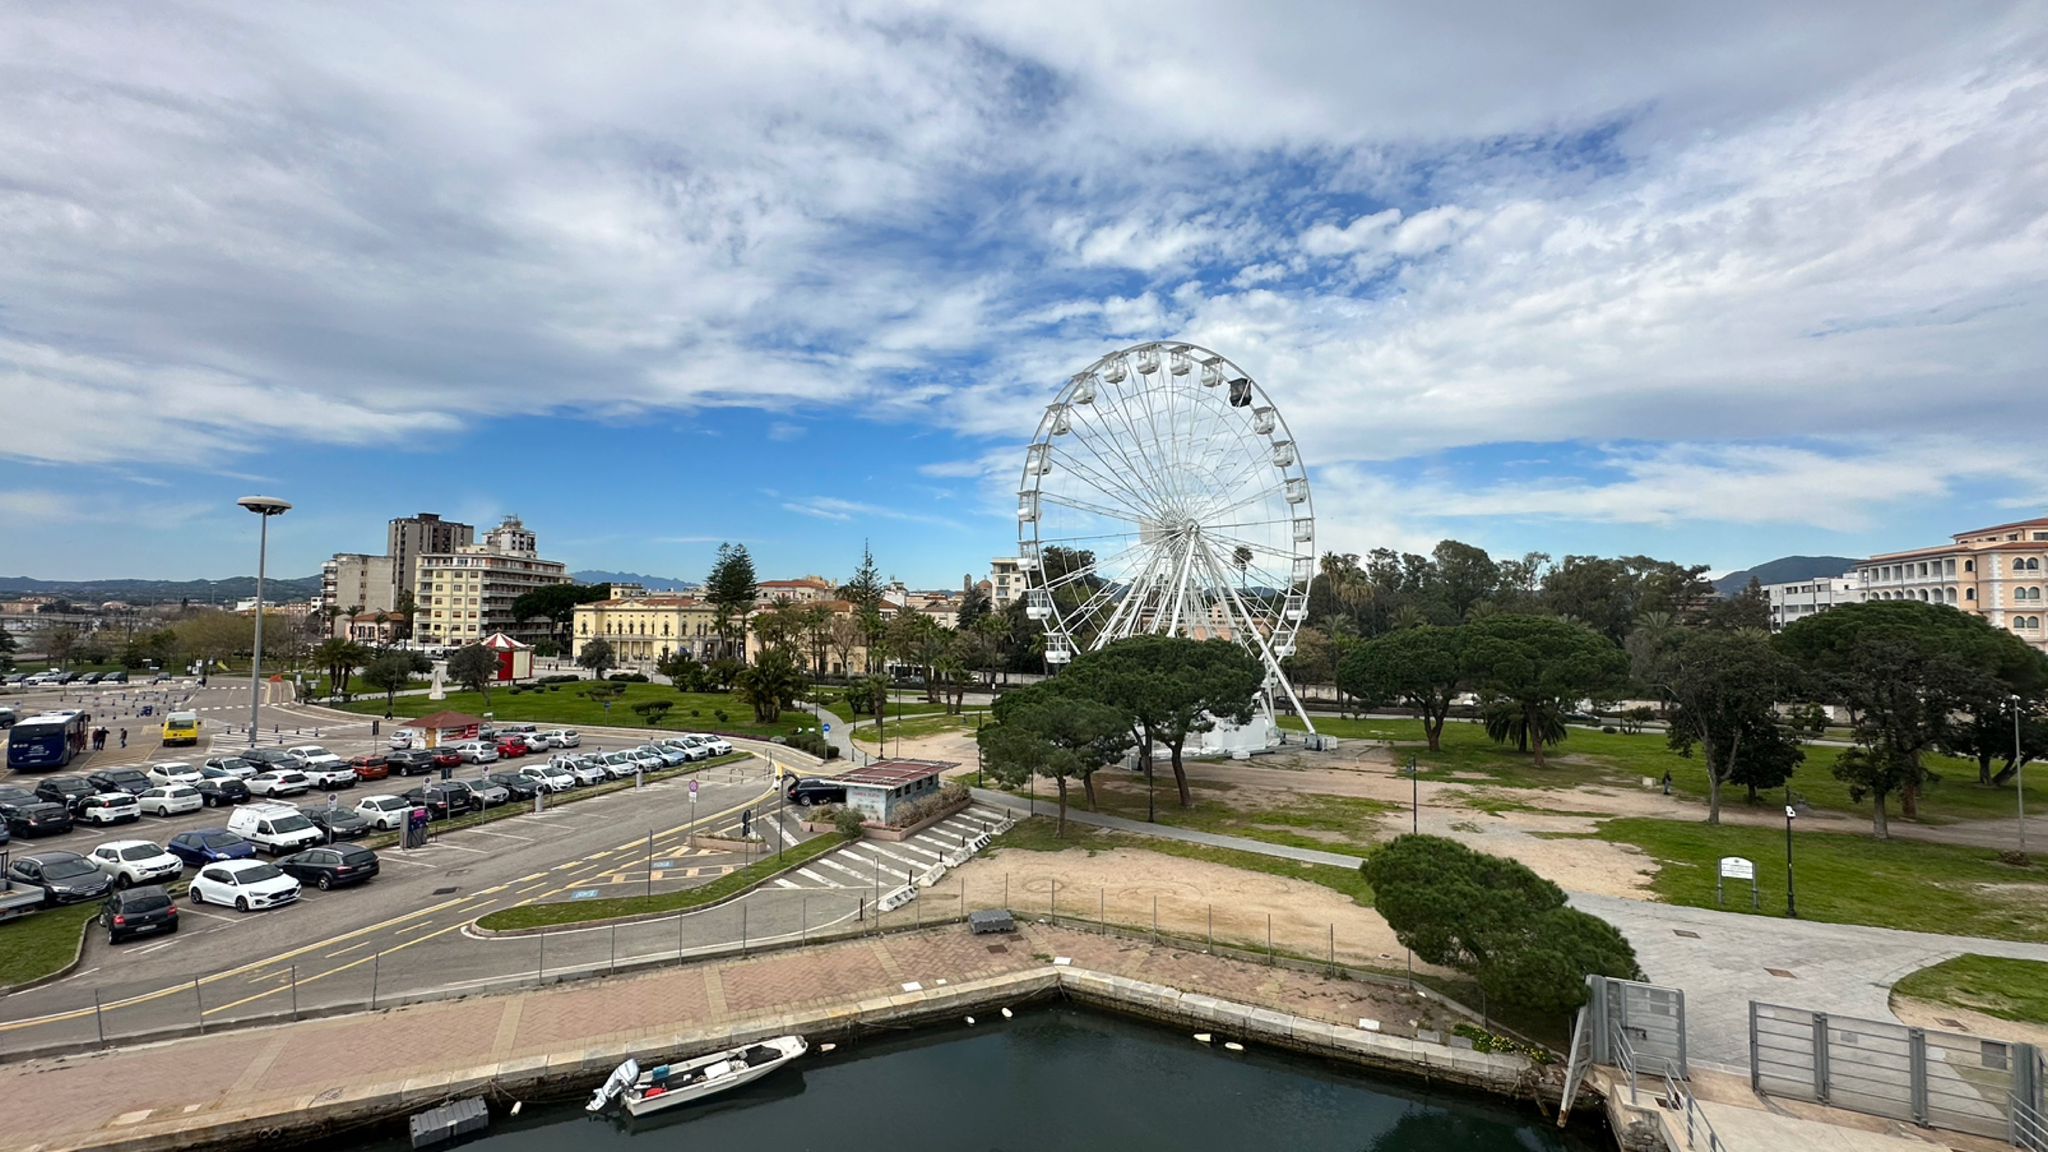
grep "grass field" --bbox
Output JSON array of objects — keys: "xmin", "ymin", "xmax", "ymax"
[
  {"xmin": 1282, "ymin": 715, "xmax": 2045, "ymax": 827},
  {"xmin": 336, "ymin": 683, "xmax": 828, "ymax": 739},
  {"xmin": 1594, "ymin": 817, "xmax": 2048, "ymax": 940},
  {"xmin": 476, "ymin": 832, "xmax": 851, "ymax": 930},
  {"xmin": 1025, "ymin": 771, "xmax": 1394, "ymax": 854},
  {"xmin": 987, "ymin": 816, "xmax": 1375, "ymax": 906},
  {"xmin": 852, "ymin": 710, "xmax": 986, "ymax": 746},
  {"xmin": 0, "ymin": 903, "xmax": 100, "ymax": 992},
  {"xmin": 1893, "ymin": 955, "xmax": 2048, "ymax": 1026}
]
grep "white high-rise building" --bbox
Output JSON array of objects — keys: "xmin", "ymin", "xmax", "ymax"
[
  {"xmin": 1763, "ymin": 574, "xmax": 1861, "ymax": 632},
  {"xmin": 412, "ymin": 516, "xmax": 568, "ymax": 647}
]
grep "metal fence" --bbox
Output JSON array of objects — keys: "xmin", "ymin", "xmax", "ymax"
[
  {"xmin": 1592, "ymin": 976, "xmax": 1688, "ymax": 1080},
  {"xmin": 1750, "ymin": 1001, "xmax": 2042, "ymax": 1141}
]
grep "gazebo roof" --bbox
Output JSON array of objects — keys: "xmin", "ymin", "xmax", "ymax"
[
  {"xmin": 404, "ymin": 711, "xmax": 485, "ymax": 730},
  {"xmin": 480, "ymin": 632, "xmax": 530, "ymax": 650}
]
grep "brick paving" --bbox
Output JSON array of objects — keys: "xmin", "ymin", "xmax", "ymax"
[{"xmin": 0, "ymin": 925, "xmax": 1440, "ymax": 1152}]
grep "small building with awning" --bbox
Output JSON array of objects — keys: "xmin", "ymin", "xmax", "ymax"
[
  {"xmin": 399, "ymin": 710, "xmax": 485, "ymax": 748},
  {"xmin": 480, "ymin": 632, "xmax": 534, "ymax": 682},
  {"xmin": 837, "ymin": 759, "xmax": 955, "ymax": 824}
]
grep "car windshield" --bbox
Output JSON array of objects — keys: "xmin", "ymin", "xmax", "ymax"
[
  {"xmin": 299, "ymin": 748, "xmax": 331, "ymax": 757},
  {"xmin": 119, "ymin": 845, "xmax": 162, "ymax": 861},
  {"xmin": 201, "ymin": 833, "xmax": 243, "ymax": 849},
  {"xmin": 215, "ymin": 759, "xmax": 253, "ymax": 772},
  {"xmin": 236, "ymin": 864, "xmax": 284, "ymax": 882},
  {"xmin": 110, "ymin": 771, "xmax": 147, "ymax": 784},
  {"xmin": 44, "ymin": 858, "xmax": 97, "ymax": 880},
  {"xmin": 49, "ymin": 779, "xmax": 86, "ymax": 794},
  {"xmin": 271, "ymin": 815, "xmax": 314, "ymax": 833}
]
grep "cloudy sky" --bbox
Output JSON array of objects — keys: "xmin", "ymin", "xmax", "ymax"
[{"xmin": 2, "ymin": 1, "xmax": 2044, "ymax": 586}]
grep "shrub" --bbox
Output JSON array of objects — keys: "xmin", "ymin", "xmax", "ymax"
[
  {"xmin": 690, "ymin": 709, "xmax": 701, "ymax": 718},
  {"xmin": 832, "ymin": 807, "xmax": 867, "ymax": 838},
  {"xmin": 713, "ymin": 709, "xmax": 728, "ymax": 724},
  {"xmin": 1999, "ymin": 849, "xmax": 2034, "ymax": 868},
  {"xmin": 883, "ymin": 782, "xmax": 969, "ymax": 829},
  {"xmin": 614, "ymin": 671, "xmax": 650, "ymax": 683},
  {"xmin": 1600, "ymin": 725, "xmax": 1617, "ymax": 734}
]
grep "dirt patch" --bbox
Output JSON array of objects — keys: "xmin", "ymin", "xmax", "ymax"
[{"xmin": 1890, "ymin": 997, "xmax": 2048, "ymax": 1048}]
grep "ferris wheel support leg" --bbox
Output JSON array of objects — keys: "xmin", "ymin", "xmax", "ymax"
[{"xmin": 1196, "ymin": 545, "xmax": 1317, "ymax": 738}]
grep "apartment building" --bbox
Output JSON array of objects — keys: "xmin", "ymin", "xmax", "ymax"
[
  {"xmin": 319, "ymin": 554, "xmax": 398, "ymax": 636},
  {"xmin": 388, "ymin": 513, "xmax": 474, "ymax": 607},
  {"xmin": 756, "ymin": 576, "xmax": 834, "ymax": 604},
  {"xmin": 1857, "ymin": 516, "xmax": 2048, "ymax": 652},
  {"xmin": 988, "ymin": 557, "xmax": 1026, "ymax": 608},
  {"xmin": 1764, "ymin": 574, "xmax": 1862, "ymax": 632},
  {"xmin": 412, "ymin": 516, "xmax": 568, "ymax": 647}
]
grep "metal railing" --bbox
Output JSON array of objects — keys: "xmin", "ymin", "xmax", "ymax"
[
  {"xmin": 1667, "ymin": 1066, "xmax": 1729, "ymax": 1152},
  {"xmin": 2017, "ymin": 1093, "xmax": 2048, "ymax": 1152}
]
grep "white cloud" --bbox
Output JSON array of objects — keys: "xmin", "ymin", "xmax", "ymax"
[{"xmin": 780, "ymin": 496, "xmax": 965, "ymax": 531}]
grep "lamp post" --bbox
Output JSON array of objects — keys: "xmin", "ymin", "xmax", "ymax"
[
  {"xmin": 237, "ymin": 497, "xmax": 292, "ymax": 747},
  {"xmin": 2015, "ymin": 694, "xmax": 2029, "ymax": 855},
  {"xmin": 1406, "ymin": 754, "xmax": 1419, "ymax": 834},
  {"xmin": 1783, "ymin": 802, "xmax": 1798, "ymax": 919}
]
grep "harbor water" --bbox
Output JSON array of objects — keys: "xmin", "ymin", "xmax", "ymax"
[{"xmin": 356, "ymin": 1005, "xmax": 1603, "ymax": 1151}]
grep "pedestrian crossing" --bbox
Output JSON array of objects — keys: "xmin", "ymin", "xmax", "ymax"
[{"xmin": 777, "ymin": 805, "xmax": 1014, "ymax": 893}]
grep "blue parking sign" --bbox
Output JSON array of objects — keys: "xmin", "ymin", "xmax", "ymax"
[{"xmin": 822, "ymin": 723, "xmax": 831, "ymax": 735}]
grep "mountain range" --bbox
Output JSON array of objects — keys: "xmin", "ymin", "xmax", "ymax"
[
  {"xmin": 1712, "ymin": 555, "xmax": 1861, "ymax": 597},
  {"xmin": 0, "ymin": 574, "xmax": 324, "ymax": 603},
  {"xmin": 571, "ymin": 570, "xmax": 697, "ymax": 592}
]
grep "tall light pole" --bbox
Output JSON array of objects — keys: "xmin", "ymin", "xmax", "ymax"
[
  {"xmin": 1783, "ymin": 803, "xmax": 1798, "ymax": 919},
  {"xmin": 238, "ymin": 497, "xmax": 292, "ymax": 747},
  {"xmin": 2015, "ymin": 694, "xmax": 2029, "ymax": 855}
]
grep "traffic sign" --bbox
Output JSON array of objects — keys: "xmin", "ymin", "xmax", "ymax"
[
  {"xmin": 688, "ymin": 779, "xmax": 699, "ymax": 797},
  {"xmin": 822, "ymin": 723, "xmax": 831, "ymax": 735}
]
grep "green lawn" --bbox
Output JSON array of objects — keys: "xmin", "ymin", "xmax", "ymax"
[
  {"xmin": 1594, "ymin": 817, "xmax": 2048, "ymax": 941},
  {"xmin": 852, "ymin": 710, "xmax": 987, "ymax": 746},
  {"xmin": 1893, "ymin": 955, "xmax": 2048, "ymax": 1026},
  {"xmin": 987, "ymin": 817, "xmax": 1375, "ymax": 906},
  {"xmin": 0, "ymin": 903, "xmax": 105, "ymax": 991},
  {"xmin": 1025, "ymin": 771, "xmax": 1393, "ymax": 854},
  {"xmin": 1284, "ymin": 715, "xmax": 2047, "ymax": 828},
  {"xmin": 476, "ymin": 832, "xmax": 852, "ymax": 930},
  {"xmin": 335, "ymin": 684, "xmax": 827, "ymax": 739}
]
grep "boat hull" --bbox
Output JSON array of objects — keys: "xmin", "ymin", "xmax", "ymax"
[{"xmin": 620, "ymin": 1037, "xmax": 807, "ymax": 1117}]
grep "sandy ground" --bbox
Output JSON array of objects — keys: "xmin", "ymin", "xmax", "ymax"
[{"xmin": 1889, "ymin": 997, "xmax": 2048, "ymax": 1048}]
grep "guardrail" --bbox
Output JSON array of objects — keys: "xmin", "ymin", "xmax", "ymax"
[{"xmin": 2017, "ymin": 1093, "xmax": 2048, "ymax": 1152}]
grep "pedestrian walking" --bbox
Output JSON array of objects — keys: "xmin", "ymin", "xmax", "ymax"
[{"xmin": 119, "ymin": 728, "xmax": 128, "ymax": 749}]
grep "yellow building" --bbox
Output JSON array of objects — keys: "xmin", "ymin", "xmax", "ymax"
[
  {"xmin": 572, "ymin": 596, "xmax": 721, "ymax": 665},
  {"xmin": 1858, "ymin": 515, "xmax": 2048, "ymax": 653}
]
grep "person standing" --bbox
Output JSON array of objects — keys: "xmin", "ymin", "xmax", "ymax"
[{"xmin": 119, "ymin": 728, "xmax": 128, "ymax": 749}]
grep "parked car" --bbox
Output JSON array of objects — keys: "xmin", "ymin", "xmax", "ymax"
[
  {"xmin": 285, "ymin": 745, "xmax": 345, "ymax": 771},
  {"xmin": 454, "ymin": 741, "xmax": 498, "ymax": 765},
  {"xmin": 301, "ymin": 763, "xmax": 358, "ymax": 790},
  {"xmin": 385, "ymin": 749, "xmax": 436, "ymax": 776},
  {"xmin": 627, "ymin": 747, "xmax": 668, "ymax": 771},
  {"xmin": 545, "ymin": 728, "xmax": 581, "ymax": 748},
  {"xmin": 688, "ymin": 733, "xmax": 733, "ymax": 756},
  {"xmin": 565, "ymin": 757, "xmax": 609, "ymax": 786},
  {"xmin": 400, "ymin": 784, "xmax": 472, "ymax": 820},
  {"xmin": 660, "ymin": 737, "xmax": 710, "ymax": 762},
  {"xmin": 87, "ymin": 840, "xmax": 184, "ymax": 887},
  {"xmin": 136, "ymin": 784, "xmax": 204, "ymax": 817},
  {"xmin": 203, "ymin": 756, "xmax": 261, "ymax": 780},
  {"xmin": 101, "ymin": 885, "xmax": 178, "ymax": 943},
  {"xmin": 246, "ymin": 770, "xmax": 313, "ymax": 798},
  {"xmin": 86, "ymin": 768, "xmax": 153, "ymax": 798},
  {"xmin": 80, "ymin": 672, "xmax": 104, "ymax": 685},
  {"xmin": 388, "ymin": 730, "xmax": 418, "ymax": 751},
  {"xmin": 346, "ymin": 754, "xmax": 392, "ymax": 781},
  {"xmin": 494, "ymin": 737, "xmax": 528, "ymax": 759},
  {"xmin": 34, "ymin": 776, "xmax": 95, "ymax": 815},
  {"xmin": 448, "ymin": 778, "xmax": 508, "ymax": 808},
  {"xmin": 485, "ymin": 772, "xmax": 540, "ymax": 801},
  {"xmin": 192, "ymin": 769, "xmax": 252, "ymax": 807},
  {"xmin": 307, "ymin": 807, "xmax": 373, "ymax": 840},
  {"xmin": 518, "ymin": 764, "xmax": 576, "ymax": 793},
  {"xmin": 240, "ymin": 748, "xmax": 306, "ymax": 772},
  {"xmin": 77, "ymin": 792, "xmax": 142, "ymax": 827},
  {"xmin": 515, "ymin": 731, "xmax": 553, "ymax": 752},
  {"xmin": 353, "ymin": 794, "xmax": 413, "ymax": 830},
  {"xmin": 225, "ymin": 803, "xmax": 324, "ymax": 855},
  {"xmin": 277, "ymin": 844, "xmax": 380, "ymax": 890},
  {"xmin": 7, "ymin": 851, "xmax": 113, "ymax": 905},
  {"xmin": 636, "ymin": 744, "xmax": 685, "ymax": 769},
  {"xmin": 784, "ymin": 777, "xmax": 848, "ymax": 807},
  {"xmin": 145, "ymin": 762, "xmax": 205, "ymax": 787},
  {"xmin": 102, "ymin": 670, "xmax": 129, "ymax": 684},
  {"xmin": 430, "ymin": 747, "xmax": 463, "ymax": 768},
  {"xmin": 166, "ymin": 828, "xmax": 258, "ymax": 866},
  {"xmin": 1, "ymin": 796, "xmax": 74, "ymax": 837},
  {"xmin": 189, "ymin": 859, "xmax": 300, "ymax": 911}
]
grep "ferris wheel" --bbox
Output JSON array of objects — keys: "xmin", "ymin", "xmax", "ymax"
[{"xmin": 1017, "ymin": 340, "xmax": 1317, "ymax": 732}]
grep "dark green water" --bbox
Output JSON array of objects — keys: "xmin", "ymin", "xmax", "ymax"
[{"xmin": 363, "ymin": 1007, "xmax": 1603, "ymax": 1151}]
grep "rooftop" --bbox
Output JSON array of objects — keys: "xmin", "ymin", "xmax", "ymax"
[{"xmin": 838, "ymin": 759, "xmax": 956, "ymax": 788}]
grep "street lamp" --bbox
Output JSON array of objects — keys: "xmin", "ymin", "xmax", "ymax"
[
  {"xmin": 1783, "ymin": 803, "xmax": 1798, "ymax": 919},
  {"xmin": 238, "ymin": 496, "xmax": 292, "ymax": 747},
  {"xmin": 1405, "ymin": 754, "xmax": 1420, "ymax": 834},
  {"xmin": 2014, "ymin": 694, "xmax": 2029, "ymax": 855}
]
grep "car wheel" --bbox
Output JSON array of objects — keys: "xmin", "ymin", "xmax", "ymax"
[
  {"xmin": 234, "ymin": 897, "xmax": 249, "ymax": 912},
  {"xmin": 115, "ymin": 874, "xmax": 131, "ymax": 889},
  {"xmin": 190, "ymin": 888, "xmax": 203, "ymax": 905},
  {"xmin": 109, "ymin": 929, "xmax": 125, "ymax": 944},
  {"xmin": 317, "ymin": 875, "xmax": 332, "ymax": 890}
]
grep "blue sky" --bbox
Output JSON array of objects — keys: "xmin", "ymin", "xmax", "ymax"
[{"xmin": 1, "ymin": 3, "xmax": 2044, "ymax": 586}]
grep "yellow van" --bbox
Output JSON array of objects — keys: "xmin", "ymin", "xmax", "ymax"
[{"xmin": 161, "ymin": 710, "xmax": 201, "ymax": 747}]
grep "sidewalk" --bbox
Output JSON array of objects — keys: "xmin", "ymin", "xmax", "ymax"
[{"xmin": 0, "ymin": 924, "xmax": 1449, "ymax": 1152}]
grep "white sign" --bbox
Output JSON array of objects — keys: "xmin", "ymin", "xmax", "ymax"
[{"xmin": 1719, "ymin": 856, "xmax": 1755, "ymax": 881}]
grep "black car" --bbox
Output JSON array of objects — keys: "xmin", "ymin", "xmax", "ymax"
[
  {"xmin": 1, "ymin": 798, "xmax": 74, "ymax": 837},
  {"xmin": 80, "ymin": 672, "xmax": 104, "ymax": 685},
  {"xmin": 276, "ymin": 845, "xmax": 380, "ymax": 890},
  {"xmin": 86, "ymin": 768, "xmax": 153, "ymax": 798},
  {"xmin": 386, "ymin": 749, "xmax": 437, "ymax": 777},
  {"xmin": 101, "ymin": 885, "xmax": 178, "ymax": 943},
  {"xmin": 400, "ymin": 784, "xmax": 471, "ymax": 820},
  {"xmin": 8, "ymin": 851, "xmax": 113, "ymax": 905},
  {"xmin": 103, "ymin": 670, "xmax": 129, "ymax": 684},
  {"xmin": 307, "ymin": 808, "xmax": 372, "ymax": 840},
  {"xmin": 34, "ymin": 776, "xmax": 95, "ymax": 815},
  {"xmin": 192, "ymin": 772, "xmax": 251, "ymax": 808},
  {"xmin": 784, "ymin": 777, "xmax": 848, "ymax": 807},
  {"xmin": 485, "ymin": 772, "xmax": 540, "ymax": 801}
]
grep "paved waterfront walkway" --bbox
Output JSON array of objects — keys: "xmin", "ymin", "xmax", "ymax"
[{"xmin": 0, "ymin": 924, "xmax": 1445, "ymax": 1152}]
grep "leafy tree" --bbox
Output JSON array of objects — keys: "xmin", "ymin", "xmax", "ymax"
[
  {"xmin": 0, "ymin": 625, "xmax": 15, "ymax": 673},
  {"xmin": 631, "ymin": 699, "xmax": 673, "ymax": 727},
  {"xmin": 732, "ymin": 649, "xmax": 805, "ymax": 723},
  {"xmin": 955, "ymin": 584, "xmax": 992, "ymax": 632},
  {"xmin": 656, "ymin": 649, "xmax": 708, "ymax": 692},
  {"xmin": 1942, "ymin": 704, "xmax": 2048, "ymax": 787},
  {"xmin": 826, "ymin": 612, "xmax": 865, "ymax": 678},
  {"xmin": 1337, "ymin": 625, "xmax": 1466, "ymax": 751},
  {"xmin": 361, "ymin": 650, "xmax": 431, "ymax": 717},
  {"xmin": 1541, "ymin": 556, "xmax": 1713, "ymax": 645},
  {"xmin": 1064, "ymin": 635, "xmax": 1264, "ymax": 810},
  {"xmin": 1430, "ymin": 540, "xmax": 1502, "ymax": 622},
  {"xmin": 1724, "ymin": 711, "xmax": 1803, "ymax": 802},
  {"xmin": 448, "ymin": 643, "xmax": 499, "ymax": 702},
  {"xmin": 979, "ymin": 682, "xmax": 1135, "ymax": 835},
  {"xmin": 391, "ymin": 589, "xmax": 417, "ymax": 641},
  {"xmin": 1281, "ymin": 625, "xmax": 1336, "ymax": 691},
  {"xmin": 577, "ymin": 637, "xmax": 615, "ymax": 679},
  {"xmin": 1362, "ymin": 835, "xmax": 1640, "ymax": 1020},
  {"xmin": 1780, "ymin": 600, "xmax": 2048, "ymax": 832},
  {"xmin": 1644, "ymin": 630, "xmax": 1802, "ymax": 823},
  {"xmin": 753, "ymin": 599, "xmax": 812, "ymax": 663},
  {"xmin": 511, "ymin": 584, "xmax": 609, "ymax": 652},
  {"xmin": 1462, "ymin": 615, "xmax": 1629, "ymax": 767},
  {"xmin": 313, "ymin": 637, "xmax": 369, "ymax": 699},
  {"xmin": 704, "ymin": 543, "xmax": 759, "ymax": 662},
  {"xmin": 1700, "ymin": 577, "xmax": 1770, "ymax": 632},
  {"xmin": 38, "ymin": 623, "xmax": 82, "ymax": 670},
  {"xmin": 887, "ymin": 612, "xmax": 950, "ymax": 701}
]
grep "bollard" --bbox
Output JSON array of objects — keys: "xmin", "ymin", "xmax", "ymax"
[
  {"xmin": 93, "ymin": 988, "xmax": 105, "ymax": 1047},
  {"xmin": 1267, "ymin": 914, "xmax": 1273, "ymax": 965},
  {"xmin": 1153, "ymin": 895, "xmax": 1158, "ymax": 938},
  {"xmin": 741, "ymin": 902, "xmax": 748, "ymax": 954},
  {"xmin": 194, "ymin": 977, "xmax": 205, "ymax": 1033},
  {"xmin": 372, "ymin": 952, "xmax": 381, "ymax": 1009},
  {"xmin": 609, "ymin": 924, "xmax": 617, "ymax": 974},
  {"xmin": 538, "ymin": 932, "xmax": 545, "ymax": 980},
  {"xmin": 291, "ymin": 964, "xmax": 299, "ymax": 1019},
  {"xmin": 678, "ymin": 913, "xmax": 686, "ymax": 965},
  {"xmin": 1329, "ymin": 925, "xmax": 1335, "ymax": 974},
  {"xmin": 801, "ymin": 895, "xmax": 807, "ymax": 945},
  {"xmin": 1099, "ymin": 887, "xmax": 1105, "ymax": 932}
]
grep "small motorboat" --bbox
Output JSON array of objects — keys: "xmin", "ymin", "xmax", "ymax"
[{"xmin": 589, "ymin": 1037, "xmax": 807, "ymax": 1118}]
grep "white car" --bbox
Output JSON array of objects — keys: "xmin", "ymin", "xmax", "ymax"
[
  {"xmin": 354, "ymin": 794, "xmax": 413, "ymax": 830},
  {"xmin": 145, "ymin": 762, "xmax": 204, "ymax": 787},
  {"xmin": 455, "ymin": 741, "xmax": 499, "ymax": 764},
  {"xmin": 286, "ymin": 745, "xmax": 345, "ymax": 769},
  {"xmin": 565, "ymin": 757, "xmax": 608, "ymax": 786},
  {"xmin": 78, "ymin": 792, "xmax": 142, "ymax": 826},
  {"xmin": 188, "ymin": 859, "xmax": 300, "ymax": 911},
  {"xmin": 515, "ymin": 730, "xmax": 553, "ymax": 751},
  {"xmin": 302, "ymin": 764, "xmax": 358, "ymax": 789},
  {"xmin": 519, "ymin": 764, "xmax": 576, "ymax": 793},
  {"xmin": 88, "ymin": 840, "xmax": 184, "ymax": 887},
  {"xmin": 661, "ymin": 737, "xmax": 710, "ymax": 762},
  {"xmin": 688, "ymin": 733, "xmax": 733, "ymax": 756},
  {"xmin": 546, "ymin": 729, "xmax": 580, "ymax": 748},
  {"xmin": 137, "ymin": 784, "xmax": 204, "ymax": 816},
  {"xmin": 388, "ymin": 730, "xmax": 418, "ymax": 751},
  {"xmin": 203, "ymin": 756, "xmax": 261, "ymax": 780},
  {"xmin": 595, "ymin": 752, "xmax": 638, "ymax": 779},
  {"xmin": 246, "ymin": 770, "xmax": 313, "ymax": 797}
]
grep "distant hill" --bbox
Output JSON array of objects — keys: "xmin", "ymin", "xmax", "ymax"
[
  {"xmin": 571, "ymin": 570, "xmax": 697, "ymax": 592},
  {"xmin": 1713, "ymin": 555, "xmax": 1861, "ymax": 597},
  {"xmin": 0, "ymin": 574, "xmax": 324, "ymax": 604}
]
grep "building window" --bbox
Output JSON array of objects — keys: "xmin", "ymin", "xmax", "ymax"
[
  {"xmin": 1967, "ymin": 588, "xmax": 1977, "ymax": 601},
  {"xmin": 1965, "ymin": 559, "xmax": 1975, "ymax": 573}
]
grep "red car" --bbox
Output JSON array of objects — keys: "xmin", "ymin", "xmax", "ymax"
[
  {"xmin": 494, "ymin": 737, "xmax": 527, "ymax": 759},
  {"xmin": 430, "ymin": 748, "xmax": 462, "ymax": 768},
  {"xmin": 347, "ymin": 754, "xmax": 391, "ymax": 782}
]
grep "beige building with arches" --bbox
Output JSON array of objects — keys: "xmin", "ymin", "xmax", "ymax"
[{"xmin": 1856, "ymin": 516, "xmax": 2048, "ymax": 652}]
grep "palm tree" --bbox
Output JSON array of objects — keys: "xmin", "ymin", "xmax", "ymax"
[{"xmin": 733, "ymin": 651, "xmax": 806, "ymax": 723}]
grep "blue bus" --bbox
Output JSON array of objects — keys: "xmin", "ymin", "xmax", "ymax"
[{"xmin": 6, "ymin": 710, "xmax": 88, "ymax": 771}]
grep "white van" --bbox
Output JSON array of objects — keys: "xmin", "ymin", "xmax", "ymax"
[{"xmin": 226, "ymin": 803, "xmax": 325, "ymax": 855}]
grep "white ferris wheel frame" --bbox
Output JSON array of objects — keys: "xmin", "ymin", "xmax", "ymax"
[{"xmin": 1016, "ymin": 340, "xmax": 1317, "ymax": 735}]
